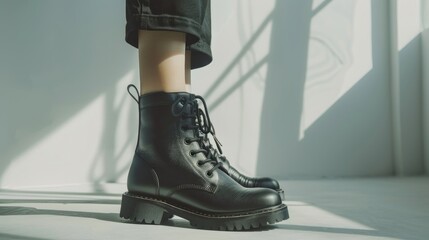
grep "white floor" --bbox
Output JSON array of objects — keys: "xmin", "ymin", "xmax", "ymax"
[{"xmin": 0, "ymin": 177, "xmax": 428, "ymax": 240}]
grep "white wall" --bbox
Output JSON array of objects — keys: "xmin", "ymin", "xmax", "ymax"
[
  {"xmin": 196, "ymin": 0, "xmax": 426, "ymax": 178},
  {"xmin": 422, "ymin": 0, "xmax": 429, "ymax": 174},
  {"xmin": 0, "ymin": 0, "xmax": 426, "ymax": 188},
  {"xmin": 0, "ymin": 0, "xmax": 139, "ymax": 188}
]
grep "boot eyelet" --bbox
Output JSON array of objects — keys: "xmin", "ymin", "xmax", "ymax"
[
  {"xmin": 184, "ymin": 138, "xmax": 191, "ymax": 145},
  {"xmin": 189, "ymin": 151, "xmax": 195, "ymax": 157},
  {"xmin": 206, "ymin": 171, "xmax": 213, "ymax": 177},
  {"xmin": 197, "ymin": 160, "xmax": 203, "ymax": 166}
]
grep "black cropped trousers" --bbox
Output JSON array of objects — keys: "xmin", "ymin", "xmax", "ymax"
[{"xmin": 125, "ymin": 0, "xmax": 212, "ymax": 69}]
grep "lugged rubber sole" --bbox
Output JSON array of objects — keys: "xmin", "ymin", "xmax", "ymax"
[{"xmin": 119, "ymin": 192, "xmax": 289, "ymax": 231}]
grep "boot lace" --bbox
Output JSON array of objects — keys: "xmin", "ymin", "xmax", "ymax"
[
  {"xmin": 172, "ymin": 95, "xmax": 222, "ymax": 177},
  {"xmin": 193, "ymin": 101, "xmax": 226, "ymax": 165}
]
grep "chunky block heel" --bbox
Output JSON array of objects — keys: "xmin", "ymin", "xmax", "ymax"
[{"xmin": 120, "ymin": 193, "xmax": 172, "ymax": 224}]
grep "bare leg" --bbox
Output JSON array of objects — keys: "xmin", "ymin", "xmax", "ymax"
[
  {"xmin": 138, "ymin": 30, "xmax": 186, "ymax": 94},
  {"xmin": 185, "ymin": 50, "xmax": 192, "ymax": 92}
]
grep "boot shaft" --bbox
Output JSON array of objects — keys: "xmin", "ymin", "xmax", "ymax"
[
  {"xmin": 137, "ymin": 91, "xmax": 195, "ymax": 155},
  {"xmin": 129, "ymin": 91, "xmax": 218, "ymax": 196}
]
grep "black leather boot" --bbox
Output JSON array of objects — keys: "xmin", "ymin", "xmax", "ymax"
[{"xmin": 120, "ymin": 85, "xmax": 289, "ymax": 230}]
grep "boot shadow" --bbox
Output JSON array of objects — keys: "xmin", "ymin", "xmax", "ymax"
[{"xmin": 0, "ymin": 206, "xmax": 275, "ymax": 232}]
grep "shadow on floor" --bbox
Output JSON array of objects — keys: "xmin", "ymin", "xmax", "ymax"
[
  {"xmin": 274, "ymin": 224, "xmax": 385, "ymax": 238},
  {"xmin": 0, "ymin": 206, "xmax": 121, "ymax": 223},
  {"xmin": 0, "ymin": 205, "xmax": 274, "ymax": 232},
  {"xmin": 0, "ymin": 232, "xmax": 54, "ymax": 240}
]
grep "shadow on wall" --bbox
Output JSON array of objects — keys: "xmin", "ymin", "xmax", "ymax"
[
  {"xmin": 398, "ymin": 31, "xmax": 424, "ymax": 174},
  {"xmin": 0, "ymin": 1, "xmax": 137, "ymax": 185},
  {"xmin": 202, "ymin": 0, "xmax": 399, "ymax": 178},
  {"xmin": 254, "ymin": 1, "xmax": 424, "ymax": 237},
  {"xmin": 257, "ymin": 0, "xmax": 400, "ymax": 178}
]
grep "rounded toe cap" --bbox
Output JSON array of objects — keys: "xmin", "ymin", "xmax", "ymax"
[{"xmin": 255, "ymin": 177, "xmax": 281, "ymax": 190}]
